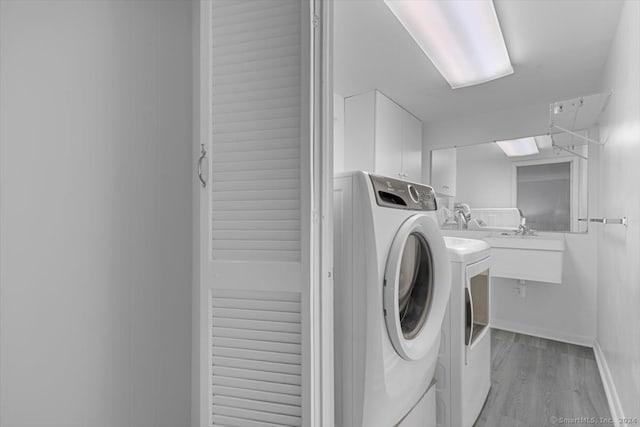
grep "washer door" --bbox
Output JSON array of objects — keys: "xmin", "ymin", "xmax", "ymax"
[{"xmin": 383, "ymin": 214, "xmax": 451, "ymax": 361}]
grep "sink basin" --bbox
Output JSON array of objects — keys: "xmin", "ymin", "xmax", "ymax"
[
  {"xmin": 485, "ymin": 234, "xmax": 564, "ymax": 251},
  {"xmin": 485, "ymin": 235, "xmax": 564, "ymax": 283},
  {"xmin": 443, "ymin": 236, "xmax": 490, "ymax": 252},
  {"xmin": 443, "ymin": 237, "xmax": 490, "ymax": 263}
]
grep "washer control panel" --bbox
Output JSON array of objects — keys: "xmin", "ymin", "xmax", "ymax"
[{"xmin": 369, "ymin": 174, "xmax": 437, "ymax": 211}]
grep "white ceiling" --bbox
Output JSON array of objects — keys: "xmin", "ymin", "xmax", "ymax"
[{"xmin": 334, "ymin": 0, "xmax": 623, "ymax": 123}]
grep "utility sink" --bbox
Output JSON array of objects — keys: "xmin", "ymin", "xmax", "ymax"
[
  {"xmin": 485, "ymin": 234, "xmax": 565, "ymax": 251},
  {"xmin": 485, "ymin": 234, "xmax": 565, "ymax": 284}
]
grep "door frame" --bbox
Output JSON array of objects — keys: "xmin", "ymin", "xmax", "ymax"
[{"xmin": 191, "ymin": 1, "xmax": 334, "ymax": 425}]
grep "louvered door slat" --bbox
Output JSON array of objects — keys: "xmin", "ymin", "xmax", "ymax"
[
  {"xmin": 212, "ymin": 327, "xmax": 300, "ymax": 344},
  {"xmin": 212, "ymin": 317, "xmax": 301, "ymax": 333},
  {"xmin": 212, "ymin": 337, "xmax": 301, "ymax": 355},
  {"xmin": 214, "ymin": 26, "xmax": 299, "ymax": 51},
  {"xmin": 212, "ymin": 199, "xmax": 299, "ymax": 212},
  {"xmin": 212, "ymin": 298, "xmax": 299, "ymax": 312},
  {"xmin": 212, "ymin": 157, "xmax": 299, "ymax": 172},
  {"xmin": 212, "ymin": 190, "xmax": 299, "ymax": 203},
  {"xmin": 213, "ymin": 67, "xmax": 300, "ymax": 88},
  {"xmin": 212, "ymin": 221, "xmax": 299, "ymax": 232},
  {"xmin": 213, "ymin": 57, "xmax": 300, "ymax": 79},
  {"xmin": 212, "ymin": 357, "xmax": 301, "ymax": 375},
  {"xmin": 212, "ymin": 385, "xmax": 301, "ymax": 406},
  {"xmin": 213, "ymin": 34, "xmax": 301, "ymax": 59},
  {"xmin": 212, "ymin": 186, "xmax": 299, "ymax": 199},
  {"xmin": 212, "ymin": 307, "xmax": 300, "ymax": 323},
  {"xmin": 212, "ymin": 405, "xmax": 301, "ymax": 426},
  {"xmin": 213, "ymin": 395, "xmax": 301, "ymax": 417},
  {"xmin": 212, "ymin": 347, "xmax": 301, "ymax": 365},
  {"xmin": 213, "ymin": 107, "xmax": 301, "ymax": 126},
  {"xmin": 212, "ymin": 124, "xmax": 299, "ymax": 144},
  {"xmin": 212, "ymin": 414, "xmax": 291, "ymax": 427},
  {"xmin": 212, "ymin": 230, "xmax": 300, "ymax": 242},
  {"xmin": 212, "ymin": 0, "xmax": 292, "ymax": 15},
  {"xmin": 212, "ymin": 179, "xmax": 300, "ymax": 191},
  {"xmin": 212, "ymin": 376, "xmax": 301, "ymax": 396},
  {"xmin": 212, "ymin": 3, "xmax": 298, "ymax": 29},
  {"xmin": 213, "ymin": 96, "xmax": 299, "ymax": 115},
  {"xmin": 212, "ymin": 169, "xmax": 300, "ymax": 183},
  {"xmin": 212, "ymin": 139, "xmax": 299, "ymax": 154}
]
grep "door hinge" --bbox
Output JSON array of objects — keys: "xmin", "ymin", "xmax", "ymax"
[{"xmin": 313, "ymin": 14, "xmax": 319, "ymax": 29}]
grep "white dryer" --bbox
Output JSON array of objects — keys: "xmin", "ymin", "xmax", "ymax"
[
  {"xmin": 333, "ymin": 171, "xmax": 452, "ymax": 427},
  {"xmin": 436, "ymin": 237, "xmax": 492, "ymax": 427}
]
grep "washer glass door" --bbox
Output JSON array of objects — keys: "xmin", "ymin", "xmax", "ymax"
[
  {"xmin": 384, "ymin": 214, "xmax": 450, "ymax": 361},
  {"xmin": 397, "ymin": 233, "xmax": 433, "ymax": 339}
]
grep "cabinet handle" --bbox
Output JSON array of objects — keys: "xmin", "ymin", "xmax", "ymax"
[{"xmin": 197, "ymin": 144, "xmax": 207, "ymax": 188}]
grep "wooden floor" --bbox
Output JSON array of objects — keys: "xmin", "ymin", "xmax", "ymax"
[{"xmin": 474, "ymin": 329, "xmax": 612, "ymax": 427}]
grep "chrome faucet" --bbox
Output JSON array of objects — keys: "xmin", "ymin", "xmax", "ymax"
[
  {"xmin": 515, "ymin": 213, "xmax": 535, "ymax": 235},
  {"xmin": 453, "ymin": 203, "xmax": 471, "ymax": 230},
  {"xmin": 455, "ymin": 210, "xmax": 467, "ymax": 230}
]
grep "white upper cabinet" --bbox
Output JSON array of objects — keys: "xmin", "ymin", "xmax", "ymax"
[
  {"xmin": 401, "ymin": 111, "xmax": 423, "ymax": 183},
  {"xmin": 374, "ymin": 92, "xmax": 405, "ymax": 178},
  {"xmin": 430, "ymin": 147, "xmax": 457, "ymax": 197},
  {"xmin": 344, "ymin": 90, "xmax": 423, "ymax": 182}
]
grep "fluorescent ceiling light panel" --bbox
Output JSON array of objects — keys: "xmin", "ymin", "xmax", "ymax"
[
  {"xmin": 496, "ymin": 137, "xmax": 539, "ymax": 157},
  {"xmin": 383, "ymin": 0, "xmax": 513, "ymax": 89}
]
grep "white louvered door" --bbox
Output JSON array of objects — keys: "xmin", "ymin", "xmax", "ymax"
[{"xmin": 198, "ymin": 1, "xmax": 314, "ymax": 426}]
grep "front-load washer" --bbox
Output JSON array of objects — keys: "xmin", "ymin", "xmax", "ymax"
[
  {"xmin": 333, "ymin": 171, "xmax": 451, "ymax": 427},
  {"xmin": 436, "ymin": 237, "xmax": 491, "ymax": 427}
]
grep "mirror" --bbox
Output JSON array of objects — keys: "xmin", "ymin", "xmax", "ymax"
[{"xmin": 431, "ymin": 133, "xmax": 589, "ymax": 233}]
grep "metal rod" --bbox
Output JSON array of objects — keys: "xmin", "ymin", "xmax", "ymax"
[
  {"xmin": 589, "ymin": 217, "xmax": 628, "ymax": 226},
  {"xmin": 551, "ymin": 124, "xmax": 604, "ymax": 145}
]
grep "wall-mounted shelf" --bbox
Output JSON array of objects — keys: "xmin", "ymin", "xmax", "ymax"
[{"xmin": 549, "ymin": 92, "xmax": 611, "ymax": 148}]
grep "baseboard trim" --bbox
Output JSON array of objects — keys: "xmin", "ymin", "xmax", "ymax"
[
  {"xmin": 491, "ymin": 318, "xmax": 595, "ymax": 347},
  {"xmin": 593, "ymin": 340, "xmax": 626, "ymax": 427}
]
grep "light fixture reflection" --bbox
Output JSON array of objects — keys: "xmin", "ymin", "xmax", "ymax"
[{"xmin": 496, "ymin": 137, "xmax": 539, "ymax": 157}]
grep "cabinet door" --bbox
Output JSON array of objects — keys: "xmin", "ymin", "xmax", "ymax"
[
  {"xmin": 402, "ymin": 113, "xmax": 422, "ymax": 183},
  {"xmin": 430, "ymin": 147, "xmax": 457, "ymax": 196},
  {"xmin": 344, "ymin": 91, "xmax": 376, "ymax": 173},
  {"xmin": 374, "ymin": 92, "xmax": 404, "ymax": 178}
]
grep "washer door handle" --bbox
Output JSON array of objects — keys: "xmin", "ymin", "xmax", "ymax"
[{"xmin": 197, "ymin": 144, "xmax": 207, "ymax": 188}]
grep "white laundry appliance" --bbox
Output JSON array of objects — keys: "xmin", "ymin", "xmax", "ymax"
[
  {"xmin": 436, "ymin": 237, "xmax": 492, "ymax": 427},
  {"xmin": 333, "ymin": 171, "xmax": 452, "ymax": 427}
]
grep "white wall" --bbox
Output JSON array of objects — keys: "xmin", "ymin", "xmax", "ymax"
[
  {"xmin": 490, "ymin": 231, "xmax": 598, "ymax": 346},
  {"xmin": 597, "ymin": 0, "xmax": 640, "ymax": 420},
  {"xmin": 424, "ymin": 101, "xmax": 599, "ymax": 346},
  {"xmin": 0, "ymin": 2, "xmax": 192, "ymax": 426}
]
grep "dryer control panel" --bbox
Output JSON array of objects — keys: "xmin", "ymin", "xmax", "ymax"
[{"xmin": 369, "ymin": 174, "xmax": 437, "ymax": 211}]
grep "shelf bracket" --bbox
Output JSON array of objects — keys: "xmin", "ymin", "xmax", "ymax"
[{"xmin": 550, "ymin": 135, "xmax": 589, "ymax": 160}]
